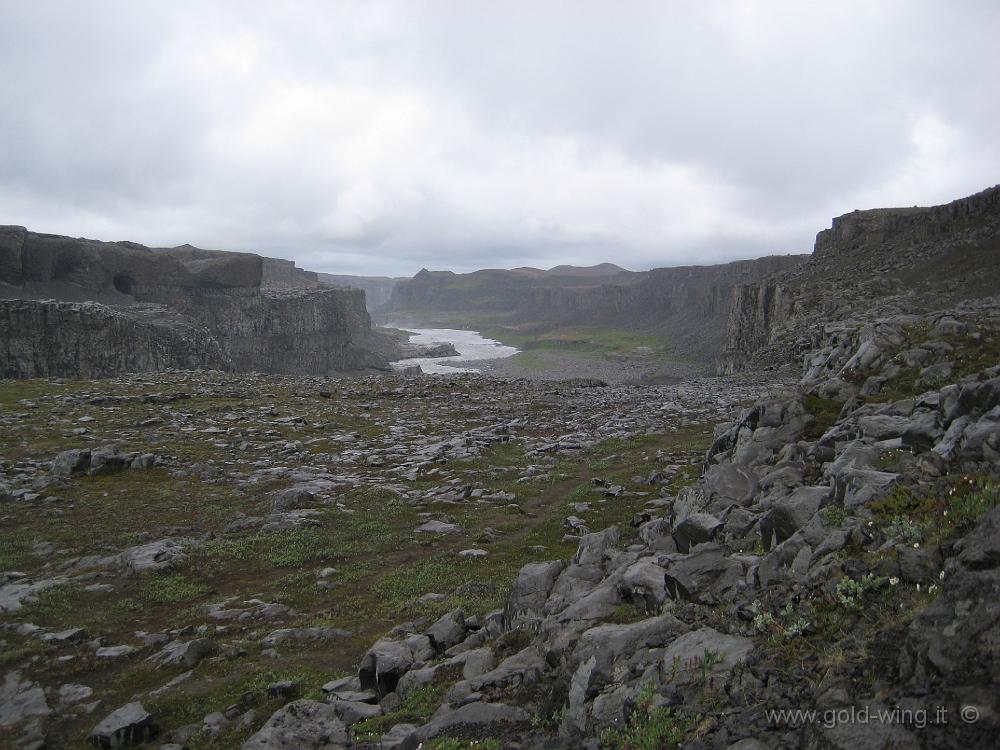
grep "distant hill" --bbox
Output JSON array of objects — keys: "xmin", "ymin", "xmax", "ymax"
[{"xmin": 381, "ymin": 257, "xmax": 805, "ymax": 362}]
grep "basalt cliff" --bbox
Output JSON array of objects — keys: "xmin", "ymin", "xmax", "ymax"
[
  {"xmin": 382, "ymin": 258, "xmax": 806, "ymax": 363},
  {"xmin": 720, "ymin": 185, "xmax": 1000, "ymax": 373},
  {"xmin": 0, "ymin": 227, "xmax": 394, "ymax": 378}
]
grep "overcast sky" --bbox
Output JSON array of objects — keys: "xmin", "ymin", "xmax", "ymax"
[{"xmin": 1, "ymin": 1, "xmax": 998, "ymax": 277}]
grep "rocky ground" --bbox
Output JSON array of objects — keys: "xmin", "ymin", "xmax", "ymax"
[
  {"xmin": 1, "ymin": 299, "xmax": 998, "ymax": 750},
  {"xmin": 0, "ymin": 359, "xmax": 771, "ymax": 748},
  {"xmin": 462, "ymin": 349, "xmax": 708, "ymax": 386}
]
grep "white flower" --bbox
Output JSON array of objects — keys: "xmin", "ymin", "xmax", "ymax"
[
  {"xmin": 916, "ymin": 583, "xmax": 921, "ymax": 592},
  {"xmin": 913, "ymin": 542, "xmax": 920, "ymax": 548},
  {"xmin": 928, "ymin": 584, "xmax": 938, "ymax": 594},
  {"xmin": 939, "ymin": 570, "xmax": 946, "ymax": 580},
  {"xmin": 889, "ymin": 576, "xmax": 900, "ymax": 586}
]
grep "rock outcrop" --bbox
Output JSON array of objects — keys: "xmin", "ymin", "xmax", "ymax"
[
  {"xmin": 299, "ymin": 297, "xmax": 1000, "ymax": 750},
  {"xmin": 0, "ymin": 227, "xmax": 395, "ymax": 378},
  {"xmin": 720, "ymin": 184, "xmax": 1000, "ymax": 373},
  {"xmin": 318, "ymin": 273, "xmax": 401, "ymax": 311},
  {"xmin": 260, "ymin": 257, "xmax": 320, "ymax": 288},
  {"xmin": 0, "ymin": 299, "xmax": 228, "ymax": 379}
]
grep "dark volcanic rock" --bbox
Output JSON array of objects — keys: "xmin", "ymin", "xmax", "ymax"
[
  {"xmin": 87, "ymin": 702, "xmax": 158, "ymax": 748},
  {"xmin": 0, "ymin": 226, "xmax": 395, "ymax": 378}
]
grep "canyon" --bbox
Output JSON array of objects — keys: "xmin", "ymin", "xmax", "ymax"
[{"xmin": 0, "ymin": 185, "xmax": 998, "ymax": 750}]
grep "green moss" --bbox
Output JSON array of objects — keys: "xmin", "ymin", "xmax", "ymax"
[
  {"xmin": 801, "ymin": 395, "xmax": 842, "ymax": 440},
  {"xmin": 607, "ymin": 603, "xmax": 655, "ymax": 624},
  {"xmin": 135, "ymin": 573, "xmax": 214, "ymax": 605},
  {"xmin": 371, "ymin": 554, "xmax": 521, "ymax": 617}
]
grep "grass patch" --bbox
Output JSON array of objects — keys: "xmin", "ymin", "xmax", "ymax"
[
  {"xmin": 482, "ymin": 325, "xmax": 665, "ymax": 357},
  {"xmin": 424, "ymin": 740, "xmax": 503, "ymax": 750},
  {"xmin": 599, "ymin": 683, "xmax": 698, "ymax": 750},
  {"xmin": 354, "ymin": 664, "xmax": 463, "ymax": 739},
  {"xmin": 371, "ymin": 554, "xmax": 521, "ymax": 617},
  {"xmin": 137, "ymin": 573, "xmax": 214, "ymax": 605}
]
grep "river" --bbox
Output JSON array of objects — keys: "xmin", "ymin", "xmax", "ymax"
[{"xmin": 388, "ymin": 328, "xmax": 519, "ymax": 374}]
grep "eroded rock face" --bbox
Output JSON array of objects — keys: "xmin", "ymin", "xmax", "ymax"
[
  {"xmin": 720, "ymin": 184, "xmax": 1000, "ymax": 373},
  {"xmin": 385, "ymin": 255, "xmax": 805, "ymax": 363},
  {"xmin": 0, "ymin": 227, "xmax": 394, "ymax": 378},
  {"xmin": 0, "ymin": 299, "xmax": 228, "ymax": 378}
]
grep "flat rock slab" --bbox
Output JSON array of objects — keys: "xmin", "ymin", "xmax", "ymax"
[
  {"xmin": 149, "ymin": 638, "xmax": 219, "ymax": 669},
  {"xmin": 0, "ymin": 671, "xmax": 50, "ymax": 726},
  {"xmin": 119, "ymin": 539, "xmax": 187, "ymax": 575},
  {"xmin": 415, "ymin": 520, "xmax": 461, "ymax": 534},
  {"xmin": 0, "ymin": 575, "xmax": 68, "ymax": 613},
  {"xmin": 261, "ymin": 627, "xmax": 352, "ymax": 647},
  {"xmin": 661, "ymin": 627, "xmax": 754, "ymax": 676},
  {"xmin": 241, "ymin": 699, "xmax": 349, "ymax": 749},
  {"xmin": 416, "ymin": 701, "xmax": 530, "ymax": 741}
]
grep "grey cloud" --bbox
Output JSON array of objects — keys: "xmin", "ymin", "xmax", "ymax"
[{"xmin": 0, "ymin": 1, "xmax": 997, "ymax": 277}]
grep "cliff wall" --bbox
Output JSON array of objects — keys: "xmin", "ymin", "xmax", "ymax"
[
  {"xmin": 0, "ymin": 299, "xmax": 228, "ymax": 378},
  {"xmin": 177, "ymin": 287, "xmax": 388, "ymax": 374},
  {"xmin": 719, "ymin": 184, "xmax": 1000, "ymax": 373},
  {"xmin": 0, "ymin": 227, "xmax": 393, "ymax": 378},
  {"xmin": 317, "ymin": 273, "xmax": 400, "ymax": 311},
  {"xmin": 261, "ymin": 257, "xmax": 319, "ymax": 288},
  {"xmin": 384, "ymin": 256, "xmax": 805, "ymax": 362}
]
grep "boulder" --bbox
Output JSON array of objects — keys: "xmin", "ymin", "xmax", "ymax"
[
  {"xmin": 50, "ymin": 448, "xmax": 91, "ymax": 477},
  {"xmin": 358, "ymin": 635, "xmax": 435, "ymax": 697},
  {"xmin": 87, "ymin": 702, "xmax": 158, "ymax": 748},
  {"xmin": 673, "ymin": 512, "xmax": 724, "ymax": 552},
  {"xmin": 759, "ymin": 486, "xmax": 830, "ymax": 551},
  {"xmin": 503, "ymin": 560, "xmax": 565, "ymax": 629},
  {"xmin": 663, "ymin": 546, "xmax": 743, "ymax": 603},
  {"xmin": 149, "ymin": 638, "xmax": 219, "ymax": 669},
  {"xmin": 241, "ymin": 700, "xmax": 349, "ymax": 749},
  {"xmin": 425, "ymin": 608, "xmax": 466, "ymax": 652},
  {"xmin": 660, "ymin": 627, "xmax": 754, "ymax": 678},
  {"xmin": 119, "ymin": 539, "xmax": 187, "ymax": 575}
]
